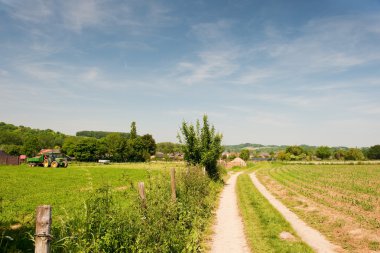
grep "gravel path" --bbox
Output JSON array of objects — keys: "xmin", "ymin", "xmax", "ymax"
[
  {"xmin": 249, "ymin": 172, "xmax": 339, "ymax": 253},
  {"xmin": 210, "ymin": 172, "xmax": 250, "ymax": 253}
]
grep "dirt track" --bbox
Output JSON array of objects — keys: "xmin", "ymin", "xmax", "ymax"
[
  {"xmin": 250, "ymin": 172, "xmax": 339, "ymax": 253},
  {"xmin": 210, "ymin": 172, "xmax": 250, "ymax": 253}
]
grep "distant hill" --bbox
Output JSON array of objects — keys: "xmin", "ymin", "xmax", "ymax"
[
  {"xmin": 76, "ymin": 131, "xmax": 130, "ymax": 139},
  {"xmin": 224, "ymin": 143, "xmax": 268, "ymax": 152},
  {"xmin": 224, "ymin": 143, "xmax": 354, "ymax": 153}
]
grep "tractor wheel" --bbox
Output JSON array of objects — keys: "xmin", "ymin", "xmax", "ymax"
[
  {"xmin": 43, "ymin": 159, "xmax": 49, "ymax": 167},
  {"xmin": 51, "ymin": 161, "xmax": 59, "ymax": 168},
  {"xmin": 63, "ymin": 161, "xmax": 68, "ymax": 168}
]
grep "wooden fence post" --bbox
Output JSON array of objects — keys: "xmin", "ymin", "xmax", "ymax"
[
  {"xmin": 171, "ymin": 168, "xmax": 176, "ymax": 202},
  {"xmin": 202, "ymin": 167, "xmax": 206, "ymax": 176},
  {"xmin": 35, "ymin": 205, "xmax": 52, "ymax": 253},
  {"xmin": 138, "ymin": 182, "xmax": 146, "ymax": 208}
]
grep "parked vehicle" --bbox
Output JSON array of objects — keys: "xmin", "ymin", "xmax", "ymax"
[{"xmin": 27, "ymin": 149, "xmax": 68, "ymax": 168}]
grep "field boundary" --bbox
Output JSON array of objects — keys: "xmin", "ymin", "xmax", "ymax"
[{"xmin": 249, "ymin": 172, "xmax": 339, "ymax": 253}]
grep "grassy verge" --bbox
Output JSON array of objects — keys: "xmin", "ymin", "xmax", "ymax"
[{"xmin": 236, "ymin": 174, "xmax": 313, "ymax": 253}]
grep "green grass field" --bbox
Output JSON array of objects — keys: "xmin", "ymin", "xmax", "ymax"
[
  {"xmin": 256, "ymin": 163, "xmax": 380, "ymax": 252},
  {"xmin": 0, "ymin": 162, "xmax": 180, "ymax": 223},
  {"xmin": 2, "ymin": 162, "xmax": 221, "ymax": 252}
]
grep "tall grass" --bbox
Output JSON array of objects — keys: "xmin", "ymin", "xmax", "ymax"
[{"xmin": 1, "ymin": 167, "xmax": 222, "ymax": 252}]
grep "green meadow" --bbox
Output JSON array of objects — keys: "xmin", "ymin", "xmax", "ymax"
[{"xmin": 1, "ymin": 162, "xmax": 221, "ymax": 252}]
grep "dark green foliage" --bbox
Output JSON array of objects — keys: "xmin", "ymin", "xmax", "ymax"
[
  {"xmin": 315, "ymin": 146, "xmax": 332, "ymax": 160},
  {"xmin": 156, "ymin": 142, "xmax": 182, "ymax": 154},
  {"xmin": 126, "ymin": 137, "xmax": 150, "ymax": 162},
  {"xmin": 76, "ymin": 131, "xmax": 130, "ymax": 139},
  {"xmin": 239, "ymin": 149, "xmax": 250, "ymax": 161},
  {"xmin": 0, "ymin": 122, "xmax": 65, "ymax": 156},
  {"xmin": 71, "ymin": 138, "xmax": 100, "ymax": 162},
  {"xmin": 104, "ymin": 133, "xmax": 127, "ymax": 162},
  {"xmin": 367, "ymin": 145, "xmax": 380, "ymax": 160},
  {"xmin": 141, "ymin": 134, "xmax": 156, "ymax": 155},
  {"xmin": 0, "ymin": 121, "xmax": 156, "ymax": 163},
  {"xmin": 285, "ymin": 145, "xmax": 305, "ymax": 156},
  {"xmin": 125, "ymin": 123, "xmax": 152, "ymax": 162},
  {"xmin": 130, "ymin": 122, "xmax": 137, "ymax": 140},
  {"xmin": 178, "ymin": 115, "xmax": 223, "ymax": 179}
]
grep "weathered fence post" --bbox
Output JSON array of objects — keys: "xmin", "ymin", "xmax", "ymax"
[
  {"xmin": 138, "ymin": 182, "xmax": 146, "ymax": 208},
  {"xmin": 35, "ymin": 205, "xmax": 52, "ymax": 253},
  {"xmin": 171, "ymin": 168, "xmax": 176, "ymax": 202},
  {"xmin": 202, "ymin": 166, "xmax": 206, "ymax": 176}
]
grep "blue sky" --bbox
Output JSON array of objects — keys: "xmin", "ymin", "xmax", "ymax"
[{"xmin": 1, "ymin": 0, "xmax": 380, "ymax": 147}]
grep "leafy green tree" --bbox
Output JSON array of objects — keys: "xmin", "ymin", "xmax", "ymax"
[
  {"xmin": 141, "ymin": 134, "xmax": 156, "ymax": 155},
  {"xmin": 345, "ymin": 148, "xmax": 365, "ymax": 161},
  {"xmin": 76, "ymin": 131, "xmax": 129, "ymax": 139},
  {"xmin": 156, "ymin": 142, "xmax": 182, "ymax": 154},
  {"xmin": 130, "ymin": 122, "xmax": 137, "ymax": 140},
  {"xmin": 285, "ymin": 146, "xmax": 305, "ymax": 156},
  {"xmin": 178, "ymin": 115, "xmax": 223, "ymax": 178},
  {"xmin": 105, "ymin": 133, "xmax": 127, "ymax": 162},
  {"xmin": 126, "ymin": 138, "xmax": 150, "ymax": 162},
  {"xmin": 239, "ymin": 149, "xmax": 250, "ymax": 161},
  {"xmin": 315, "ymin": 146, "xmax": 331, "ymax": 160},
  {"xmin": 276, "ymin": 151, "xmax": 287, "ymax": 161},
  {"xmin": 2, "ymin": 144, "xmax": 22, "ymax": 156},
  {"xmin": 125, "ymin": 122, "xmax": 150, "ymax": 162},
  {"xmin": 367, "ymin": 145, "xmax": 380, "ymax": 160},
  {"xmin": 0, "ymin": 131, "xmax": 23, "ymax": 145},
  {"xmin": 333, "ymin": 149, "xmax": 346, "ymax": 160},
  {"xmin": 62, "ymin": 136, "xmax": 80, "ymax": 157},
  {"xmin": 22, "ymin": 135, "xmax": 42, "ymax": 157},
  {"xmin": 72, "ymin": 138, "xmax": 99, "ymax": 162}
]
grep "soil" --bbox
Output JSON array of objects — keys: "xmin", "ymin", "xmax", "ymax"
[{"xmin": 256, "ymin": 172, "xmax": 380, "ymax": 253}]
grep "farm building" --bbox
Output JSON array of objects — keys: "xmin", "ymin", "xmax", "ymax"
[
  {"xmin": 226, "ymin": 157, "xmax": 247, "ymax": 168},
  {"xmin": 19, "ymin": 155, "xmax": 27, "ymax": 163},
  {"xmin": 0, "ymin": 150, "xmax": 20, "ymax": 165}
]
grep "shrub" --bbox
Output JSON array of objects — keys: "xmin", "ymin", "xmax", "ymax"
[{"xmin": 52, "ymin": 168, "xmax": 222, "ymax": 252}]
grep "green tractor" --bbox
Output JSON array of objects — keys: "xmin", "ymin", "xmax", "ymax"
[{"xmin": 27, "ymin": 149, "xmax": 68, "ymax": 168}]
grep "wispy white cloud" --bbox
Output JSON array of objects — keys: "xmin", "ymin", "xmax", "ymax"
[
  {"xmin": 176, "ymin": 49, "xmax": 239, "ymax": 84},
  {"xmin": 20, "ymin": 63, "xmax": 61, "ymax": 81},
  {"xmin": 62, "ymin": 0, "xmax": 104, "ymax": 32},
  {"xmin": 258, "ymin": 14, "xmax": 380, "ymax": 73},
  {"xmin": 81, "ymin": 67, "xmax": 100, "ymax": 82},
  {"xmin": 0, "ymin": 0, "xmax": 52, "ymax": 23},
  {"xmin": 237, "ymin": 68, "xmax": 274, "ymax": 85},
  {"xmin": 190, "ymin": 20, "xmax": 233, "ymax": 42},
  {"xmin": 246, "ymin": 112, "xmax": 295, "ymax": 127}
]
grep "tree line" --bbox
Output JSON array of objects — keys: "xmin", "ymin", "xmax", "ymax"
[
  {"xmin": 0, "ymin": 122, "xmax": 156, "ymax": 162},
  {"xmin": 276, "ymin": 145, "xmax": 380, "ymax": 161}
]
